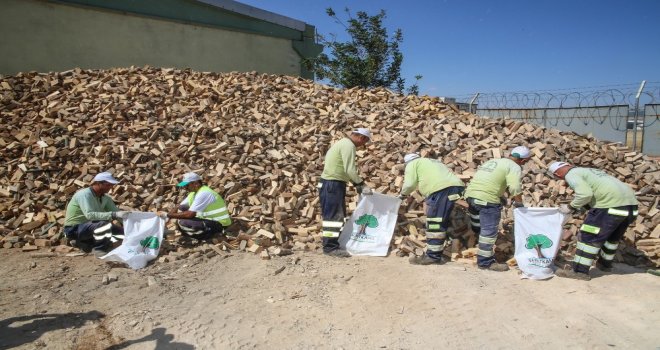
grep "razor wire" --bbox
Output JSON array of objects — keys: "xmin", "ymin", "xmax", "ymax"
[{"xmin": 456, "ymin": 84, "xmax": 660, "ymax": 130}]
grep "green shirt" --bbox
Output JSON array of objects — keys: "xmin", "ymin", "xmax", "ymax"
[
  {"xmin": 564, "ymin": 167, "xmax": 638, "ymax": 209},
  {"xmin": 320, "ymin": 138, "xmax": 362, "ymax": 184},
  {"xmin": 465, "ymin": 158, "xmax": 523, "ymax": 204},
  {"xmin": 64, "ymin": 187, "xmax": 119, "ymax": 226},
  {"xmin": 401, "ymin": 158, "xmax": 464, "ymax": 197}
]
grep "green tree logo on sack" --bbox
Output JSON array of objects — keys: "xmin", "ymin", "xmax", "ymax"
[
  {"xmin": 140, "ymin": 236, "xmax": 160, "ymax": 252},
  {"xmin": 525, "ymin": 234, "xmax": 553, "ymax": 258},
  {"xmin": 353, "ymin": 214, "xmax": 378, "ymax": 242}
]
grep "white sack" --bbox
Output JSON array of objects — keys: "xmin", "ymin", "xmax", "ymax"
[
  {"xmin": 513, "ymin": 207, "xmax": 566, "ymax": 280},
  {"xmin": 339, "ymin": 192, "xmax": 401, "ymax": 256},
  {"xmin": 101, "ymin": 212, "xmax": 165, "ymax": 269}
]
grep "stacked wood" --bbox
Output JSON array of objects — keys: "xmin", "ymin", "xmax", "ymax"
[{"xmin": 0, "ymin": 67, "xmax": 658, "ymax": 267}]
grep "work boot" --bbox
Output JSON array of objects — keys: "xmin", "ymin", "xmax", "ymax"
[
  {"xmin": 92, "ymin": 248, "xmax": 108, "ymax": 258},
  {"xmin": 409, "ymin": 253, "xmax": 444, "ymax": 265},
  {"xmin": 70, "ymin": 239, "xmax": 92, "ymax": 253},
  {"xmin": 324, "ymin": 249, "xmax": 351, "ymax": 258},
  {"xmin": 555, "ymin": 268, "xmax": 591, "ymax": 281},
  {"xmin": 595, "ymin": 260, "xmax": 613, "ymax": 272},
  {"xmin": 479, "ymin": 262, "xmax": 510, "ymax": 272}
]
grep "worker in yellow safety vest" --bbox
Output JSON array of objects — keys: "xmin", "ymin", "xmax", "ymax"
[{"xmin": 167, "ymin": 172, "xmax": 231, "ymax": 240}]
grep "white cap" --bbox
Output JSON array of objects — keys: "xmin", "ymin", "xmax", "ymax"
[
  {"xmin": 510, "ymin": 146, "xmax": 531, "ymax": 159},
  {"xmin": 177, "ymin": 172, "xmax": 202, "ymax": 187},
  {"xmin": 92, "ymin": 172, "xmax": 119, "ymax": 184},
  {"xmin": 353, "ymin": 128, "xmax": 372, "ymax": 139},
  {"xmin": 404, "ymin": 153, "xmax": 421, "ymax": 163},
  {"xmin": 548, "ymin": 161, "xmax": 571, "ymax": 174}
]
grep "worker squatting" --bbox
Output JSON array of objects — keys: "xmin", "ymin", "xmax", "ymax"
[{"xmin": 63, "ymin": 128, "xmax": 638, "ymax": 281}]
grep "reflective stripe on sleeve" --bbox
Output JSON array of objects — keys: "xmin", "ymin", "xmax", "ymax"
[{"xmin": 448, "ymin": 194, "xmax": 461, "ymax": 201}]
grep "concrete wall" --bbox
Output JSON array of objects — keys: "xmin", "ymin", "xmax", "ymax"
[{"xmin": 0, "ymin": 0, "xmax": 301, "ymax": 76}]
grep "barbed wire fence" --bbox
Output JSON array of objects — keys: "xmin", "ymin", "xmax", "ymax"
[{"xmin": 454, "ymin": 82, "xmax": 660, "ymax": 155}]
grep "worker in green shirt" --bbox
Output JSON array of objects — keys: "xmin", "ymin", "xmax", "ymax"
[
  {"xmin": 399, "ymin": 153, "xmax": 465, "ymax": 265},
  {"xmin": 63, "ymin": 172, "xmax": 129, "ymax": 256},
  {"xmin": 464, "ymin": 146, "xmax": 532, "ymax": 272},
  {"xmin": 319, "ymin": 128, "xmax": 373, "ymax": 257},
  {"xmin": 548, "ymin": 162, "xmax": 638, "ymax": 281}
]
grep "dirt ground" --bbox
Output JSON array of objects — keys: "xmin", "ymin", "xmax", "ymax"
[{"xmin": 0, "ymin": 249, "xmax": 658, "ymax": 350}]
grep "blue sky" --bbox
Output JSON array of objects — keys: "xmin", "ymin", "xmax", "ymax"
[{"xmin": 238, "ymin": 0, "xmax": 660, "ymax": 98}]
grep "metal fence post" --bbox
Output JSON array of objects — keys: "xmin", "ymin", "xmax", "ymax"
[
  {"xmin": 469, "ymin": 92, "xmax": 480, "ymax": 115},
  {"xmin": 632, "ymin": 81, "xmax": 646, "ymax": 151}
]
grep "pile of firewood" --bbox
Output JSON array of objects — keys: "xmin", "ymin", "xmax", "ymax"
[{"xmin": 0, "ymin": 67, "xmax": 657, "ymax": 266}]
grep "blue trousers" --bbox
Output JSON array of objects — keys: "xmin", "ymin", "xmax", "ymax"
[
  {"xmin": 573, "ymin": 205, "xmax": 638, "ymax": 273},
  {"xmin": 424, "ymin": 186, "xmax": 464, "ymax": 260},
  {"xmin": 319, "ymin": 179, "xmax": 346, "ymax": 253},
  {"xmin": 177, "ymin": 218, "xmax": 224, "ymax": 240},
  {"xmin": 64, "ymin": 221, "xmax": 123, "ymax": 251},
  {"xmin": 467, "ymin": 198, "xmax": 502, "ymax": 267}
]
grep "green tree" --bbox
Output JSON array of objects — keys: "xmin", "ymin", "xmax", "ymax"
[
  {"xmin": 308, "ymin": 8, "xmax": 422, "ymax": 95},
  {"xmin": 140, "ymin": 236, "xmax": 160, "ymax": 252},
  {"xmin": 525, "ymin": 234, "xmax": 553, "ymax": 258},
  {"xmin": 355, "ymin": 214, "xmax": 378, "ymax": 236}
]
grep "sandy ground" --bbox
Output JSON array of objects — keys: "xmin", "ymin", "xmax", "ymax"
[{"xmin": 0, "ymin": 249, "xmax": 658, "ymax": 350}]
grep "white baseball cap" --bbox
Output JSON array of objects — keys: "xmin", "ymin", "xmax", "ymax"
[
  {"xmin": 353, "ymin": 128, "xmax": 372, "ymax": 140},
  {"xmin": 92, "ymin": 172, "xmax": 119, "ymax": 184},
  {"xmin": 510, "ymin": 146, "xmax": 531, "ymax": 159},
  {"xmin": 548, "ymin": 161, "xmax": 571, "ymax": 175},
  {"xmin": 404, "ymin": 153, "xmax": 421, "ymax": 163},
  {"xmin": 177, "ymin": 172, "xmax": 202, "ymax": 187}
]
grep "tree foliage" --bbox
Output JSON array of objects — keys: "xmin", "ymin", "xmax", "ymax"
[{"xmin": 307, "ymin": 8, "xmax": 421, "ymax": 95}]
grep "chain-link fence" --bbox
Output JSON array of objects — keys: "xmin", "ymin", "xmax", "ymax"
[{"xmin": 456, "ymin": 82, "xmax": 660, "ymax": 156}]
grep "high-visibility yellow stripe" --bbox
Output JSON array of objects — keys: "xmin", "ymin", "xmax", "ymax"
[
  {"xmin": 577, "ymin": 242, "xmax": 600, "ymax": 255},
  {"xmin": 603, "ymin": 241, "xmax": 619, "ymax": 250},
  {"xmin": 477, "ymin": 249, "xmax": 493, "ymax": 257},
  {"xmin": 470, "ymin": 221, "xmax": 481, "ymax": 227},
  {"xmin": 479, "ymin": 236, "xmax": 497, "ymax": 245},
  {"xmin": 600, "ymin": 251, "xmax": 615, "ymax": 260},
  {"xmin": 608, "ymin": 208, "xmax": 629, "ymax": 216},
  {"xmin": 632, "ymin": 210, "xmax": 639, "ymax": 216},
  {"xmin": 322, "ymin": 231, "xmax": 340, "ymax": 238},
  {"xmin": 580, "ymin": 224, "xmax": 600, "ymax": 234},
  {"xmin": 428, "ymin": 224, "xmax": 441, "ymax": 230},
  {"xmin": 426, "ymin": 232, "xmax": 446, "ymax": 239},
  {"xmin": 474, "ymin": 199, "xmax": 488, "ymax": 206},
  {"xmin": 448, "ymin": 194, "xmax": 461, "ymax": 201},
  {"xmin": 427, "ymin": 217, "xmax": 443, "ymax": 222},
  {"xmin": 574, "ymin": 255, "xmax": 594, "ymax": 266},
  {"xmin": 427, "ymin": 244, "xmax": 443, "ymax": 252},
  {"xmin": 317, "ymin": 183, "xmax": 323, "ymax": 188},
  {"xmin": 202, "ymin": 207, "xmax": 228, "ymax": 216},
  {"xmin": 322, "ymin": 221, "xmax": 343, "ymax": 228}
]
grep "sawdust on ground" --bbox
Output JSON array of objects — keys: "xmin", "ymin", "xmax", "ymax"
[{"xmin": 0, "ymin": 250, "xmax": 658, "ymax": 349}]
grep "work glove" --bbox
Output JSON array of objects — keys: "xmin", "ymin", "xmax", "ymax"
[
  {"xmin": 360, "ymin": 186, "xmax": 373, "ymax": 195},
  {"xmin": 112, "ymin": 211, "xmax": 130, "ymax": 220},
  {"xmin": 559, "ymin": 204, "xmax": 585, "ymax": 215},
  {"xmin": 354, "ymin": 182, "xmax": 364, "ymax": 194},
  {"xmin": 512, "ymin": 201, "xmax": 525, "ymax": 208}
]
